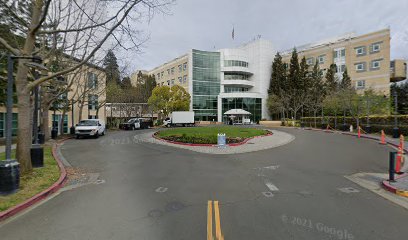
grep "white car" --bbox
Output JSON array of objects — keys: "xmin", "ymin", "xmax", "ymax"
[{"xmin": 75, "ymin": 119, "xmax": 106, "ymax": 139}]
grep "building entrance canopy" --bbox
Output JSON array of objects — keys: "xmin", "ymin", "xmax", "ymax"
[{"xmin": 224, "ymin": 109, "xmax": 252, "ymax": 124}]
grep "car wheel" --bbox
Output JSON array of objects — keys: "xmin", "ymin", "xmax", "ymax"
[
  {"xmin": 131, "ymin": 126, "xmax": 135, "ymax": 130},
  {"xmin": 76, "ymin": 135, "xmax": 80, "ymax": 139},
  {"xmin": 102, "ymin": 130, "xmax": 105, "ymax": 136},
  {"xmin": 95, "ymin": 131, "xmax": 99, "ymax": 138}
]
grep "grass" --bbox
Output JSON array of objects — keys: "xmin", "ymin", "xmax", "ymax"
[
  {"xmin": 157, "ymin": 126, "xmax": 269, "ymax": 144},
  {"xmin": 0, "ymin": 146, "xmax": 60, "ymax": 212}
]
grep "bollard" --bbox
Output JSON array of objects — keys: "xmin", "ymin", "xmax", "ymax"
[
  {"xmin": 217, "ymin": 133, "xmax": 226, "ymax": 148},
  {"xmin": 389, "ymin": 151, "xmax": 397, "ymax": 182},
  {"xmin": 349, "ymin": 125, "xmax": 353, "ymax": 133}
]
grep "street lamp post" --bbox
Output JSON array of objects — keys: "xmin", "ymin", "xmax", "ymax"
[
  {"xmin": 392, "ymin": 88, "xmax": 399, "ymax": 138},
  {"xmin": 70, "ymin": 101, "xmax": 75, "ymax": 134},
  {"xmin": 5, "ymin": 54, "xmax": 14, "ymax": 161}
]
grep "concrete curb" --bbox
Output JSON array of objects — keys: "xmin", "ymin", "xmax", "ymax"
[
  {"xmin": 0, "ymin": 140, "xmax": 68, "ymax": 222},
  {"xmin": 152, "ymin": 131, "xmax": 273, "ymax": 147},
  {"xmin": 382, "ymin": 174, "xmax": 408, "ymax": 198},
  {"xmin": 302, "ymin": 127, "xmax": 408, "ymax": 197}
]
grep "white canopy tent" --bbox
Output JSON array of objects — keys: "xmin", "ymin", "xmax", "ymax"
[{"xmin": 224, "ymin": 109, "xmax": 252, "ymax": 124}]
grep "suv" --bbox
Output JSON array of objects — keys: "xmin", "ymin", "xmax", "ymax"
[{"xmin": 75, "ymin": 119, "xmax": 106, "ymax": 139}]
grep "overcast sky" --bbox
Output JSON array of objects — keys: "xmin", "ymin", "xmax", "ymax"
[{"xmin": 122, "ymin": 0, "xmax": 408, "ymax": 74}]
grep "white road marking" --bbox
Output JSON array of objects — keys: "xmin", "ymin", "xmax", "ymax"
[
  {"xmin": 262, "ymin": 192, "xmax": 274, "ymax": 197},
  {"xmin": 263, "ymin": 165, "xmax": 280, "ymax": 170},
  {"xmin": 264, "ymin": 180, "xmax": 279, "ymax": 191},
  {"xmin": 155, "ymin": 187, "xmax": 168, "ymax": 193},
  {"xmin": 338, "ymin": 187, "xmax": 360, "ymax": 193}
]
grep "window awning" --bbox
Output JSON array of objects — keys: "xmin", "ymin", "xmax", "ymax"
[{"xmin": 223, "ymin": 109, "xmax": 252, "ymax": 115}]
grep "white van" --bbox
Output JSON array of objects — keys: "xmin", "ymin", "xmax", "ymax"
[{"xmin": 75, "ymin": 119, "xmax": 106, "ymax": 139}]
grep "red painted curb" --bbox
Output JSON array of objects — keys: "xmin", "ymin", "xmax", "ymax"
[
  {"xmin": 382, "ymin": 173, "xmax": 408, "ymax": 195},
  {"xmin": 152, "ymin": 131, "xmax": 273, "ymax": 147},
  {"xmin": 0, "ymin": 141, "xmax": 68, "ymax": 222}
]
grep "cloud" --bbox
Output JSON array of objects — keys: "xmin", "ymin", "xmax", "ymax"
[{"xmin": 123, "ymin": 0, "xmax": 408, "ymax": 73}]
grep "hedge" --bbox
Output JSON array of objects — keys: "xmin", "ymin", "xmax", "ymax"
[{"xmin": 300, "ymin": 115, "xmax": 408, "ymax": 135}]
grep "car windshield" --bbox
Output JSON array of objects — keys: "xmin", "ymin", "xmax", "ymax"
[
  {"xmin": 127, "ymin": 119, "xmax": 135, "ymax": 123},
  {"xmin": 78, "ymin": 120, "xmax": 98, "ymax": 126}
]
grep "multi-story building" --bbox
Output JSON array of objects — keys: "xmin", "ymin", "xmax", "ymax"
[
  {"xmin": 140, "ymin": 39, "xmax": 275, "ymax": 122},
  {"xmin": 135, "ymin": 28, "xmax": 406, "ymax": 122},
  {"xmin": 281, "ymin": 28, "xmax": 406, "ymax": 95},
  {"xmin": 0, "ymin": 62, "xmax": 106, "ymax": 139}
]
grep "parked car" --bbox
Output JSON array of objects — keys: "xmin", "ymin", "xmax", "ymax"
[
  {"xmin": 163, "ymin": 111, "xmax": 195, "ymax": 127},
  {"xmin": 75, "ymin": 119, "xmax": 106, "ymax": 139},
  {"xmin": 119, "ymin": 118, "xmax": 153, "ymax": 130}
]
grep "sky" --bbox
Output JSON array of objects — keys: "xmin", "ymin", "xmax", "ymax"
[{"xmin": 122, "ymin": 0, "xmax": 408, "ymax": 74}]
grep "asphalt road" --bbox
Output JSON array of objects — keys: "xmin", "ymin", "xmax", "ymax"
[{"xmin": 1, "ymin": 127, "xmax": 407, "ymax": 240}]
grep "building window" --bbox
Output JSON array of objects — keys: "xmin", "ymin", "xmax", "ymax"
[
  {"xmin": 336, "ymin": 64, "xmax": 346, "ymax": 73},
  {"xmin": 167, "ymin": 69, "xmax": 170, "ymax": 75},
  {"xmin": 167, "ymin": 80, "xmax": 170, "ymax": 86},
  {"xmin": 371, "ymin": 60, "xmax": 381, "ymax": 70},
  {"xmin": 178, "ymin": 65, "xmax": 182, "ymax": 73},
  {"xmin": 183, "ymin": 62, "xmax": 187, "ymax": 71},
  {"xmin": 0, "ymin": 113, "xmax": 18, "ymax": 138},
  {"xmin": 178, "ymin": 77, "xmax": 182, "ymax": 83},
  {"xmin": 355, "ymin": 46, "xmax": 366, "ymax": 56},
  {"xmin": 334, "ymin": 48, "xmax": 345, "ymax": 59},
  {"xmin": 224, "ymin": 60, "xmax": 249, "ymax": 68},
  {"xmin": 224, "ymin": 87, "xmax": 249, "ymax": 93},
  {"xmin": 88, "ymin": 94, "xmax": 98, "ymax": 111},
  {"xmin": 183, "ymin": 75, "xmax": 187, "ymax": 83},
  {"xmin": 306, "ymin": 57, "xmax": 314, "ymax": 65},
  {"xmin": 161, "ymin": 72, "xmax": 164, "ymax": 77},
  {"xmin": 171, "ymin": 67, "xmax": 175, "ymax": 74},
  {"xmin": 171, "ymin": 79, "xmax": 174, "ymax": 85},
  {"xmin": 157, "ymin": 73, "xmax": 160, "ymax": 80},
  {"xmin": 355, "ymin": 62, "xmax": 366, "ymax": 72},
  {"xmin": 371, "ymin": 42, "xmax": 381, "ymax": 53},
  {"xmin": 318, "ymin": 55, "xmax": 325, "ymax": 64},
  {"xmin": 87, "ymin": 72, "xmax": 98, "ymax": 89},
  {"xmin": 356, "ymin": 80, "xmax": 365, "ymax": 89},
  {"xmin": 224, "ymin": 73, "xmax": 250, "ymax": 80}
]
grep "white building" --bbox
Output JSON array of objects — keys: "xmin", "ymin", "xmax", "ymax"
[{"xmin": 143, "ymin": 38, "xmax": 276, "ymax": 123}]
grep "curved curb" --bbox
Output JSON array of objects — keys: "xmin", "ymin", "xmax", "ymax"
[
  {"xmin": 0, "ymin": 141, "xmax": 68, "ymax": 222},
  {"xmin": 382, "ymin": 174, "xmax": 408, "ymax": 197},
  {"xmin": 152, "ymin": 131, "xmax": 273, "ymax": 147}
]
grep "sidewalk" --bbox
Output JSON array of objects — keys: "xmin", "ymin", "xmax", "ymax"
[{"xmin": 0, "ymin": 144, "xmax": 16, "ymax": 153}]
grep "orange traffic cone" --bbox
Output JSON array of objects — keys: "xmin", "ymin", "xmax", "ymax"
[
  {"xmin": 396, "ymin": 146, "xmax": 403, "ymax": 173},
  {"xmin": 380, "ymin": 130, "xmax": 386, "ymax": 145},
  {"xmin": 400, "ymin": 135, "xmax": 405, "ymax": 150},
  {"xmin": 357, "ymin": 126, "xmax": 361, "ymax": 138}
]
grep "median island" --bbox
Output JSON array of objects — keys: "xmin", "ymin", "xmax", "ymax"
[{"xmin": 155, "ymin": 126, "xmax": 270, "ymax": 144}]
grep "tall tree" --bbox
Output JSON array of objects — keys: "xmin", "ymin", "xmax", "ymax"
[
  {"xmin": 103, "ymin": 49, "xmax": 121, "ymax": 85},
  {"xmin": 325, "ymin": 63, "xmax": 338, "ymax": 93},
  {"xmin": 168, "ymin": 85, "xmax": 191, "ymax": 112},
  {"xmin": 307, "ymin": 61, "xmax": 326, "ymax": 127},
  {"xmin": 340, "ymin": 67, "xmax": 351, "ymax": 90},
  {"xmin": 0, "ymin": 0, "xmax": 172, "ymax": 173}
]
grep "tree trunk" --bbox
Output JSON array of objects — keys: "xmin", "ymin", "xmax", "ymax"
[
  {"xmin": 42, "ymin": 104, "xmax": 50, "ymax": 141},
  {"xmin": 314, "ymin": 111, "xmax": 317, "ymax": 128}
]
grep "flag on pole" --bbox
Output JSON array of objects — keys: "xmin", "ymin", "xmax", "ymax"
[{"xmin": 232, "ymin": 26, "xmax": 235, "ymax": 40}]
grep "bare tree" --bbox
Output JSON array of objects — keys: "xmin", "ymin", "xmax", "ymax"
[{"xmin": 0, "ymin": 0, "xmax": 173, "ymax": 173}]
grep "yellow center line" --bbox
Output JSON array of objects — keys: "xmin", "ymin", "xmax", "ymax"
[
  {"xmin": 207, "ymin": 201, "xmax": 213, "ymax": 240},
  {"xmin": 214, "ymin": 201, "xmax": 223, "ymax": 240}
]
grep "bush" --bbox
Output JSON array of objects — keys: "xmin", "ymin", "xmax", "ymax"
[{"xmin": 301, "ymin": 115, "xmax": 408, "ymax": 135}]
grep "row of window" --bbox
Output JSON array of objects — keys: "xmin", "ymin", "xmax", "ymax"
[
  {"xmin": 223, "ymin": 73, "xmax": 250, "ymax": 80},
  {"xmin": 304, "ymin": 42, "xmax": 382, "ymax": 66},
  {"xmin": 355, "ymin": 59, "xmax": 382, "ymax": 72},
  {"xmin": 87, "ymin": 72, "xmax": 98, "ymax": 89},
  {"xmin": 224, "ymin": 87, "xmax": 249, "ymax": 93},
  {"xmin": 355, "ymin": 42, "xmax": 381, "ymax": 56},
  {"xmin": 160, "ymin": 75, "xmax": 188, "ymax": 86},
  {"xmin": 156, "ymin": 62, "xmax": 188, "ymax": 80},
  {"xmin": 224, "ymin": 60, "xmax": 249, "ymax": 68}
]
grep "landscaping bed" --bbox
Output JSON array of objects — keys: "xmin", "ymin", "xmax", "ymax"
[
  {"xmin": 155, "ymin": 126, "xmax": 270, "ymax": 144},
  {"xmin": 0, "ymin": 146, "xmax": 60, "ymax": 212}
]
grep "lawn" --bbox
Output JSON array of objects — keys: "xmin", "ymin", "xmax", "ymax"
[
  {"xmin": 157, "ymin": 126, "xmax": 269, "ymax": 144},
  {"xmin": 0, "ymin": 146, "xmax": 60, "ymax": 212}
]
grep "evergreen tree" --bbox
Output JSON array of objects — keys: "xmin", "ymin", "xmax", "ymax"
[
  {"xmin": 340, "ymin": 67, "xmax": 351, "ymax": 90},
  {"xmin": 288, "ymin": 48, "xmax": 300, "ymax": 90},
  {"xmin": 103, "ymin": 49, "xmax": 121, "ymax": 85},
  {"xmin": 325, "ymin": 63, "xmax": 338, "ymax": 93},
  {"xmin": 268, "ymin": 52, "xmax": 286, "ymax": 96},
  {"xmin": 121, "ymin": 76, "xmax": 132, "ymax": 89}
]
